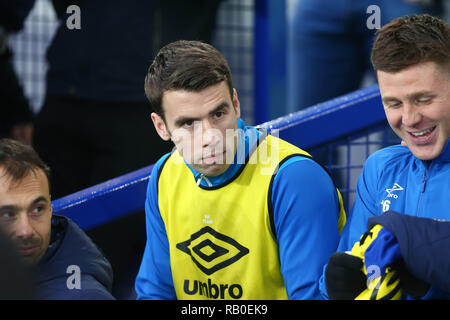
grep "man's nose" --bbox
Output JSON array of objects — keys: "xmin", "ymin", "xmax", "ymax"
[
  {"xmin": 402, "ymin": 103, "xmax": 422, "ymax": 128},
  {"xmin": 200, "ymin": 120, "xmax": 219, "ymax": 147},
  {"xmin": 15, "ymin": 215, "xmax": 34, "ymax": 240}
]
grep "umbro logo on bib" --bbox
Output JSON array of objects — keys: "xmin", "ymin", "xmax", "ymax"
[{"xmin": 176, "ymin": 226, "xmax": 249, "ymax": 275}]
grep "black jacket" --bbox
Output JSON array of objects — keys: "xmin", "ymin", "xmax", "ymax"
[
  {"xmin": 369, "ymin": 211, "xmax": 450, "ymax": 295},
  {"xmin": 34, "ymin": 215, "xmax": 115, "ymax": 299}
]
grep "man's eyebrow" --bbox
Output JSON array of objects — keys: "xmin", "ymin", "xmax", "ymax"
[
  {"xmin": 406, "ymin": 91, "xmax": 436, "ymax": 100},
  {"xmin": 0, "ymin": 204, "xmax": 20, "ymax": 212},
  {"xmin": 173, "ymin": 102, "xmax": 230, "ymax": 127},
  {"xmin": 0, "ymin": 196, "xmax": 49, "ymax": 212},
  {"xmin": 382, "ymin": 96, "xmax": 400, "ymax": 103},
  {"xmin": 174, "ymin": 115, "xmax": 199, "ymax": 127},
  {"xmin": 31, "ymin": 196, "xmax": 49, "ymax": 205},
  {"xmin": 208, "ymin": 102, "xmax": 230, "ymax": 116},
  {"xmin": 209, "ymin": 101, "xmax": 230, "ymax": 116}
]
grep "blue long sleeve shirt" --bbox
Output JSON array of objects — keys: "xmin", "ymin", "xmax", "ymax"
[{"xmin": 136, "ymin": 119, "xmax": 342, "ymax": 299}]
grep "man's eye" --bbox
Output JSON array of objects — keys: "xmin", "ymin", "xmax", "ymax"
[
  {"xmin": 214, "ymin": 111, "xmax": 225, "ymax": 119},
  {"xmin": 417, "ymin": 97, "xmax": 432, "ymax": 104},
  {"xmin": 31, "ymin": 206, "xmax": 45, "ymax": 216},
  {"xmin": 183, "ymin": 120, "xmax": 194, "ymax": 128},
  {"xmin": 385, "ymin": 101, "xmax": 401, "ymax": 108},
  {"xmin": 0, "ymin": 212, "xmax": 15, "ymax": 220}
]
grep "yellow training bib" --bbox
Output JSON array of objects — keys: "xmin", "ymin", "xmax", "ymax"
[{"xmin": 157, "ymin": 133, "xmax": 345, "ymax": 300}]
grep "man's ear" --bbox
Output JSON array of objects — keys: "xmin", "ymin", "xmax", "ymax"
[
  {"xmin": 151, "ymin": 112, "xmax": 171, "ymax": 141},
  {"xmin": 232, "ymin": 88, "xmax": 241, "ymax": 119}
]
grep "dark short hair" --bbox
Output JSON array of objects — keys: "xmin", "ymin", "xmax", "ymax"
[
  {"xmin": 144, "ymin": 40, "xmax": 233, "ymax": 118},
  {"xmin": 371, "ymin": 14, "xmax": 450, "ymax": 73},
  {"xmin": 0, "ymin": 139, "xmax": 50, "ymax": 188}
]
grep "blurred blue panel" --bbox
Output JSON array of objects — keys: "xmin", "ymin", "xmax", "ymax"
[
  {"xmin": 254, "ymin": 0, "xmax": 287, "ymax": 124},
  {"xmin": 254, "ymin": 0, "xmax": 269, "ymax": 124}
]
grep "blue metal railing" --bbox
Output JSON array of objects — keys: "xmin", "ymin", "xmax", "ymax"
[{"xmin": 258, "ymin": 84, "xmax": 386, "ymax": 148}]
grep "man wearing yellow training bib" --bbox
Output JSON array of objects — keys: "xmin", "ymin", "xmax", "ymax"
[{"xmin": 135, "ymin": 40, "xmax": 346, "ymax": 300}]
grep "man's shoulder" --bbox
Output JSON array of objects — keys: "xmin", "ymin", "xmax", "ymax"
[
  {"xmin": 156, "ymin": 152, "xmax": 173, "ymax": 169},
  {"xmin": 146, "ymin": 152, "xmax": 174, "ymax": 200},
  {"xmin": 39, "ymin": 215, "xmax": 114, "ymax": 296},
  {"xmin": 150, "ymin": 152, "xmax": 173, "ymax": 178},
  {"xmin": 365, "ymin": 144, "xmax": 413, "ymax": 171},
  {"xmin": 273, "ymin": 153, "xmax": 337, "ymax": 196}
]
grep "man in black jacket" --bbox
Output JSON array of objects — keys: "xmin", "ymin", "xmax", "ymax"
[{"xmin": 0, "ymin": 138, "xmax": 115, "ymax": 299}]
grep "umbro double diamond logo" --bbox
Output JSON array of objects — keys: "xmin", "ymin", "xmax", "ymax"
[{"xmin": 176, "ymin": 226, "xmax": 249, "ymax": 275}]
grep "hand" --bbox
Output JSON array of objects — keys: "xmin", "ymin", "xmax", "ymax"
[{"xmin": 325, "ymin": 252, "xmax": 366, "ymax": 300}]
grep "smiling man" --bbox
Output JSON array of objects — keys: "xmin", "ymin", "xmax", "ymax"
[
  {"xmin": 135, "ymin": 40, "xmax": 347, "ymax": 300},
  {"xmin": 322, "ymin": 14, "xmax": 450, "ymax": 300},
  {"xmin": 0, "ymin": 138, "xmax": 115, "ymax": 299},
  {"xmin": 379, "ymin": 60, "xmax": 450, "ymax": 160}
]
